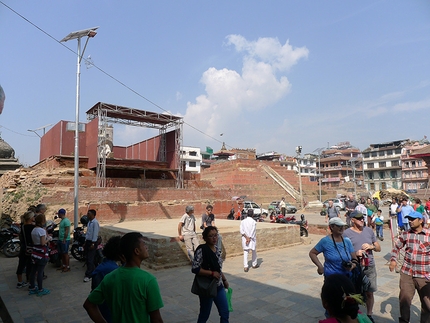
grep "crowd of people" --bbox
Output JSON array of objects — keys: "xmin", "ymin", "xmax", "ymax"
[
  {"xmin": 10, "ymin": 196, "xmax": 430, "ymax": 322},
  {"xmin": 313, "ymin": 194, "xmax": 430, "ymax": 323}
]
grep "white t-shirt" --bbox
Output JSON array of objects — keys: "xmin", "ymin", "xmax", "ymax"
[{"xmin": 31, "ymin": 226, "xmax": 47, "ymax": 245}]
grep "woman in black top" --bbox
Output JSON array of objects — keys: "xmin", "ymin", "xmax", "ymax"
[{"xmin": 15, "ymin": 211, "xmax": 35, "ymax": 288}]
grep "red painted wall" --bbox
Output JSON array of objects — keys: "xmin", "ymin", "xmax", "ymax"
[
  {"xmin": 39, "ymin": 120, "xmax": 86, "ymax": 162},
  {"xmin": 86, "ymin": 119, "xmax": 99, "ymax": 169}
]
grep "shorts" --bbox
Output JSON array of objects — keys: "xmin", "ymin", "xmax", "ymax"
[
  {"xmin": 363, "ymin": 265, "xmax": 377, "ymax": 292},
  {"xmin": 59, "ymin": 240, "xmax": 70, "ymax": 254}
]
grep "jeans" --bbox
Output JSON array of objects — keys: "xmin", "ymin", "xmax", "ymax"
[
  {"xmin": 376, "ymin": 225, "xmax": 383, "ymax": 237},
  {"xmin": 197, "ymin": 284, "xmax": 229, "ymax": 323},
  {"xmin": 29, "ymin": 258, "xmax": 48, "ymax": 290},
  {"xmin": 85, "ymin": 240, "xmax": 96, "ymax": 277}
]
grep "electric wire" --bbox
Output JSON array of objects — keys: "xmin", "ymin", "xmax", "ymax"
[{"xmin": 0, "ymin": 1, "xmax": 228, "ymax": 148}]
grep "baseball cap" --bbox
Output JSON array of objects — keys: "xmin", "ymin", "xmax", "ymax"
[
  {"xmin": 348, "ymin": 210, "xmax": 364, "ymax": 219},
  {"xmin": 58, "ymin": 208, "xmax": 66, "ymax": 215},
  {"xmin": 405, "ymin": 211, "xmax": 423, "ymax": 220},
  {"xmin": 329, "ymin": 217, "xmax": 346, "ymax": 226}
]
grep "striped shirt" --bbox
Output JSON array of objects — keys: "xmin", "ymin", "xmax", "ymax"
[{"xmin": 391, "ymin": 228, "xmax": 430, "ymax": 279}]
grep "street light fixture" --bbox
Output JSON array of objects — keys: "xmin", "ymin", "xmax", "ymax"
[
  {"xmin": 61, "ymin": 27, "xmax": 98, "ymax": 229},
  {"xmin": 296, "ymin": 146, "xmax": 303, "ymax": 209}
]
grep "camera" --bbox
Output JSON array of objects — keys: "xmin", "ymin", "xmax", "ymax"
[{"xmin": 342, "ymin": 261, "xmax": 352, "ymax": 268}]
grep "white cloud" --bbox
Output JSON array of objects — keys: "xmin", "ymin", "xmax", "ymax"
[
  {"xmin": 176, "ymin": 91, "xmax": 182, "ymax": 101},
  {"xmin": 183, "ymin": 35, "xmax": 308, "ymax": 142}
]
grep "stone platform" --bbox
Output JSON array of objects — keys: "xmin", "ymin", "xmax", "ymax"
[{"xmin": 99, "ymin": 219, "xmax": 302, "ymax": 269}]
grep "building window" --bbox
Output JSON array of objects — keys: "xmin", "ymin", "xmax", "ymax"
[
  {"xmin": 367, "ymin": 163, "xmax": 374, "ymax": 169},
  {"xmin": 369, "ymin": 183, "xmax": 375, "ymax": 190},
  {"xmin": 378, "ymin": 151, "xmax": 385, "ymax": 157},
  {"xmin": 381, "ymin": 182, "xmax": 387, "ymax": 189},
  {"xmin": 368, "ymin": 172, "xmax": 374, "ymax": 180},
  {"xmin": 390, "ymin": 170, "xmax": 397, "ymax": 178},
  {"xmin": 387, "ymin": 150, "xmax": 393, "ymax": 155},
  {"xmin": 392, "ymin": 160, "xmax": 399, "ymax": 167},
  {"xmin": 379, "ymin": 171, "xmax": 385, "ymax": 179},
  {"xmin": 404, "ymin": 162, "xmax": 410, "ymax": 168},
  {"xmin": 363, "ymin": 152, "xmax": 370, "ymax": 158},
  {"xmin": 392, "ymin": 181, "xmax": 398, "ymax": 189},
  {"xmin": 371, "ymin": 152, "xmax": 377, "ymax": 157},
  {"xmin": 189, "ymin": 151, "xmax": 197, "ymax": 156},
  {"xmin": 379, "ymin": 162, "xmax": 386, "ymax": 168},
  {"xmin": 189, "ymin": 161, "xmax": 197, "ymax": 167},
  {"xmin": 418, "ymin": 160, "xmax": 423, "ymax": 167},
  {"xmin": 395, "ymin": 148, "xmax": 401, "ymax": 154}
]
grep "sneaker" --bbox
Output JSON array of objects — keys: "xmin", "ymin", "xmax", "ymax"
[
  {"xmin": 244, "ymin": 267, "xmax": 249, "ymax": 272},
  {"xmin": 28, "ymin": 287, "xmax": 38, "ymax": 295},
  {"xmin": 380, "ymin": 237, "xmax": 384, "ymax": 241},
  {"xmin": 252, "ymin": 264, "xmax": 260, "ymax": 269},
  {"xmin": 367, "ymin": 315, "xmax": 375, "ymax": 323},
  {"xmin": 16, "ymin": 282, "xmax": 29, "ymax": 289},
  {"xmin": 37, "ymin": 288, "xmax": 50, "ymax": 297},
  {"xmin": 83, "ymin": 277, "xmax": 91, "ymax": 282}
]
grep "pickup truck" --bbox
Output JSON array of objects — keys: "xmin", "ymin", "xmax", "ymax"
[{"xmin": 242, "ymin": 201, "xmax": 269, "ymax": 216}]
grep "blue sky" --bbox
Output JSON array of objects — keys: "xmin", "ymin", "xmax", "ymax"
[{"xmin": 1, "ymin": 1, "xmax": 430, "ymax": 166}]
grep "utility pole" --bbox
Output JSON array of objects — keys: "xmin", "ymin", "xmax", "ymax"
[{"xmin": 296, "ymin": 146, "xmax": 303, "ymax": 209}]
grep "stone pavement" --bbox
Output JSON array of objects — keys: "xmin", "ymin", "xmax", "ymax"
[{"xmin": 0, "ymin": 221, "xmax": 422, "ymax": 323}]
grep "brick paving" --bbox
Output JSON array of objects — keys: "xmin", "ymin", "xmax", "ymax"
[{"xmin": 0, "ymin": 213, "xmax": 422, "ymax": 323}]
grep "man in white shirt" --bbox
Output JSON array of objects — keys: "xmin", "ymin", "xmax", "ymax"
[
  {"xmin": 178, "ymin": 205, "xmax": 198, "ymax": 261},
  {"xmin": 279, "ymin": 198, "xmax": 286, "ymax": 216},
  {"xmin": 240, "ymin": 209, "xmax": 258, "ymax": 272}
]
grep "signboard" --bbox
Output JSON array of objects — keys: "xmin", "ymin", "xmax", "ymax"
[{"xmin": 322, "ymin": 177, "xmax": 340, "ymax": 183}]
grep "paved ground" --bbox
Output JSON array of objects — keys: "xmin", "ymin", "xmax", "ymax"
[{"xmin": 0, "ymin": 209, "xmax": 422, "ymax": 323}]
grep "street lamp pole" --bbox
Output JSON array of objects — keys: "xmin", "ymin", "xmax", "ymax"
[
  {"xmin": 296, "ymin": 146, "xmax": 303, "ymax": 209},
  {"xmin": 61, "ymin": 27, "xmax": 98, "ymax": 229}
]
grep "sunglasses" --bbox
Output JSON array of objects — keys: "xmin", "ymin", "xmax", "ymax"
[{"xmin": 354, "ymin": 217, "xmax": 365, "ymax": 221}]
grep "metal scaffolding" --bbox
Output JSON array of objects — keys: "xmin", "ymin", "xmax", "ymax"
[{"xmin": 86, "ymin": 102, "xmax": 183, "ymax": 188}]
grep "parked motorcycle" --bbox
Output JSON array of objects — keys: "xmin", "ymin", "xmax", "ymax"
[
  {"xmin": 46, "ymin": 217, "xmax": 61, "ymax": 267},
  {"xmin": 289, "ymin": 214, "xmax": 309, "ymax": 237},
  {"xmin": 1, "ymin": 223, "xmax": 21, "ymax": 257},
  {"xmin": 270, "ymin": 213, "xmax": 296, "ymax": 223},
  {"xmin": 71, "ymin": 216, "xmax": 103, "ymax": 266}
]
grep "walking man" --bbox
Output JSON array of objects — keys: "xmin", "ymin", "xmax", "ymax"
[
  {"xmin": 325, "ymin": 200, "xmax": 340, "ymax": 223},
  {"xmin": 389, "ymin": 211, "xmax": 430, "ymax": 323},
  {"xmin": 84, "ymin": 209, "xmax": 100, "ymax": 282},
  {"xmin": 57, "ymin": 208, "xmax": 71, "ymax": 272},
  {"xmin": 240, "ymin": 209, "xmax": 258, "ymax": 272},
  {"xmin": 344, "ymin": 211, "xmax": 381, "ymax": 323},
  {"xmin": 178, "ymin": 205, "xmax": 199, "ymax": 261},
  {"xmin": 84, "ymin": 232, "xmax": 164, "ymax": 323}
]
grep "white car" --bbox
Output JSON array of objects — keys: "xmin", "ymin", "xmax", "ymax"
[{"xmin": 242, "ymin": 201, "xmax": 268, "ymax": 216}]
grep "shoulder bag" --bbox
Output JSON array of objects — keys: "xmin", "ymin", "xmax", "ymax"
[{"xmin": 191, "ymin": 274, "xmax": 218, "ymax": 298}]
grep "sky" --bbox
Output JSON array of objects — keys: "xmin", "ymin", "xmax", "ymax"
[{"xmin": 1, "ymin": 1, "xmax": 430, "ymax": 166}]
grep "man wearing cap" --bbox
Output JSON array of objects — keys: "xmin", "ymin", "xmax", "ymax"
[
  {"xmin": 397, "ymin": 198, "xmax": 415, "ymax": 231},
  {"xmin": 58, "ymin": 209, "xmax": 71, "ymax": 272},
  {"xmin": 344, "ymin": 211, "xmax": 381, "ymax": 323},
  {"xmin": 344, "ymin": 194, "xmax": 358, "ymax": 227},
  {"xmin": 389, "ymin": 211, "xmax": 430, "ymax": 323}
]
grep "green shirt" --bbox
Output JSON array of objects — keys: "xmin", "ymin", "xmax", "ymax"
[
  {"xmin": 59, "ymin": 218, "xmax": 71, "ymax": 241},
  {"xmin": 88, "ymin": 266, "xmax": 164, "ymax": 323}
]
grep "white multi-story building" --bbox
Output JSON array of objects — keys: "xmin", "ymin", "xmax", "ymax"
[
  {"xmin": 180, "ymin": 146, "xmax": 202, "ymax": 173},
  {"xmin": 362, "ymin": 140, "xmax": 407, "ymax": 192}
]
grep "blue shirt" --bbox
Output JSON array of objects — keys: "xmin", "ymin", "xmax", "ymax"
[
  {"xmin": 314, "ymin": 235, "xmax": 354, "ymax": 277},
  {"xmin": 400, "ymin": 205, "xmax": 414, "ymax": 223}
]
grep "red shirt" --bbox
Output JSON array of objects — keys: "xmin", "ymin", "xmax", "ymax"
[{"xmin": 391, "ymin": 228, "xmax": 430, "ymax": 279}]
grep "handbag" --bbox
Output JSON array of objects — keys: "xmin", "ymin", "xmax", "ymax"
[{"xmin": 191, "ymin": 275, "xmax": 218, "ymax": 298}]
